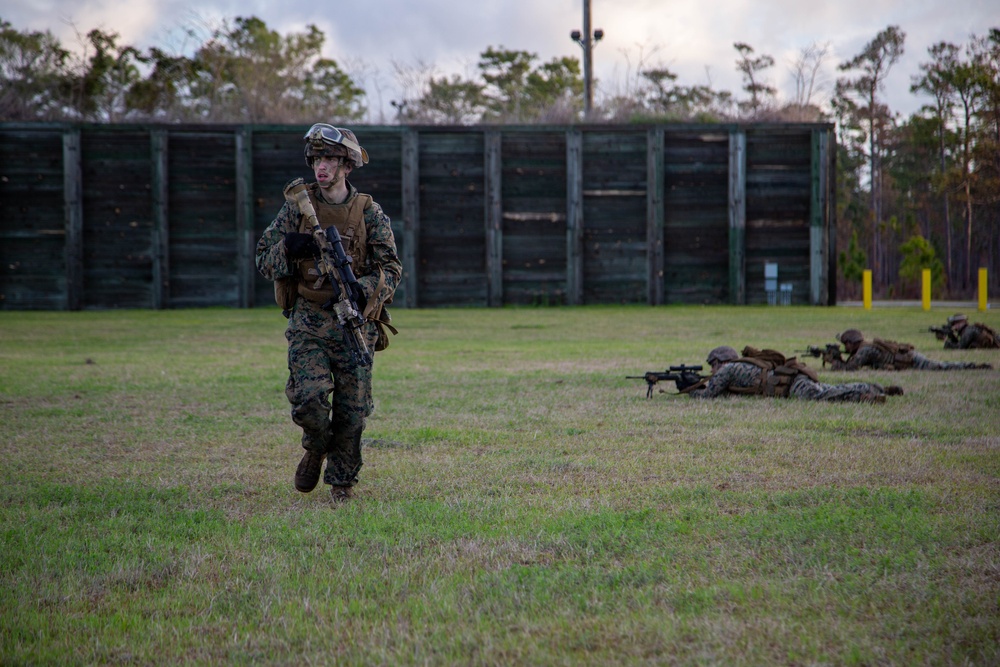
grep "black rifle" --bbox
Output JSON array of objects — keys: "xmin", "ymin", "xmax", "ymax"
[
  {"xmin": 925, "ymin": 325, "xmax": 953, "ymax": 341},
  {"xmin": 284, "ymin": 178, "xmax": 373, "ymax": 367},
  {"xmin": 795, "ymin": 343, "xmax": 843, "ymax": 368},
  {"xmin": 627, "ymin": 365, "xmax": 706, "ymax": 398}
]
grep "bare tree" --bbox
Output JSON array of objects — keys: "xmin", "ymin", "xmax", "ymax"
[
  {"xmin": 790, "ymin": 42, "xmax": 831, "ymax": 108},
  {"xmin": 836, "ymin": 25, "xmax": 906, "ymax": 290},
  {"xmin": 734, "ymin": 42, "xmax": 776, "ymax": 119},
  {"xmin": 911, "ymin": 41, "xmax": 959, "ymax": 283},
  {"xmin": 390, "ymin": 58, "xmax": 438, "ymax": 122}
]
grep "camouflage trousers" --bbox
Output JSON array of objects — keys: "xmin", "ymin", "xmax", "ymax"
[
  {"xmin": 911, "ymin": 352, "xmax": 982, "ymax": 370},
  {"xmin": 790, "ymin": 374, "xmax": 884, "ymax": 402},
  {"xmin": 285, "ymin": 298, "xmax": 378, "ymax": 487}
]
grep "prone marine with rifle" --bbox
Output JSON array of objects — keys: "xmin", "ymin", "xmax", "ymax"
[
  {"xmin": 925, "ymin": 313, "xmax": 1000, "ymax": 350},
  {"xmin": 813, "ymin": 329, "xmax": 991, "ymax": 371},
  {"xmin": 682, "ymin": 346, "xmax": 899, "ymax": 403}
]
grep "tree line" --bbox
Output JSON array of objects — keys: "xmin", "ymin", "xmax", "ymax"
[{"xmin": 2, "ymin": 16, "xmax": 998, "ymax": 298}]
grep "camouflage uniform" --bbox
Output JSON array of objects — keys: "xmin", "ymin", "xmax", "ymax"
[
  {"xmin": 944, "ymin": 323, "xmax": 1000, "ymax": 350},
  {"xmin": 830, "ymin": 341, "xmax": 989, "ymax": 371},
  {"xmin": 688, "ymin": 361, "xmax": 888, "ymax": 403},
  {"xmin": 256, "ymin": 181, "xmax": 401, "ymax": 488}
]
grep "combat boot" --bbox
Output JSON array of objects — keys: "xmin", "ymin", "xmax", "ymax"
[
  {"xmin": 885, "ymin": 386, "xmax": 904, "ymax": 396},
  {"xmin": 294, "ymin": 450, "xmax": 325, "ymax": 493}
]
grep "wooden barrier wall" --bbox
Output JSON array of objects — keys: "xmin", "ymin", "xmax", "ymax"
[{"xmin": 0, "ymin": 123, "xmax": 835, "ymax": 310}]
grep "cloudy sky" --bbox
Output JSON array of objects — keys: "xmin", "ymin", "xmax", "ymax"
[{"xmin": 5, "ymin": 0, "xmax": 997, "ymax": 121}]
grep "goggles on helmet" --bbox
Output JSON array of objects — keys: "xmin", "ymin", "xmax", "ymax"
[{"xmin": 304, "ymin": 123, "xmax": 368, "ymax": 164}]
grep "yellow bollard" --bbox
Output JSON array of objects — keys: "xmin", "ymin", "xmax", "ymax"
[
  {"xmin": 922, "ymin": 269, "xmax": 931, "ymax": 310},
  {"xmin": 980, "ymin": 268, "xmax": 988, "ymax": 312},
  {"xmin": 863, "ymin": 270, "xmax": 872, "ymax": 310}
]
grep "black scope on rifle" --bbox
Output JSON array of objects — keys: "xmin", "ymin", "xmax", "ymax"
[{"xmin": 668, "ymin": 364, "xmax": 703, "ymax": 372}]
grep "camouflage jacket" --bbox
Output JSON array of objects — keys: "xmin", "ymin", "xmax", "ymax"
[
  {"xmin": 944, "ymin": 323, "xmax": 1000, "ymax": 350},
  {"xmin": 687, "ymin": 362, "xmax": 765, "ymax": 398},
  {"xmin": 255, "ymin": 180, "xmax": 402, "ymax": 309},
  {"xmin": 831, "ymin": 340, "xmax": 986, "ymax": 371}
]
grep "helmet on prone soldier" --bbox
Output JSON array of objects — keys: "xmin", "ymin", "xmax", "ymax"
[
  {"xmin": 303, "ymin": 123, "xmax": 369, "ymax": 169},
  {"xmin": 836, "ymin": 329, "xmax": 864, "ymax": 345},
  {"xmin": 947, "ymin": 313, "xmax": 968, "ymax": 327},
  {"xmin": 706, "ymin": 345, "xmax": 739, "ymax": 366}
]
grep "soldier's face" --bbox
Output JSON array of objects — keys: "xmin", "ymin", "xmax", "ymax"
[{"xmin": 313, "ymin": 155, "xmax": 351, "ymax": 187}]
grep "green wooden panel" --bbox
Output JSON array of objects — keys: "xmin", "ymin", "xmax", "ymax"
[
  {"xmin": 0, "ymin": 129, "xmax": 70, "ymax": 309},
  {"xmin": 167, "ymin": 132, "xmax": 240, "ymax": 308},
  {"xmin": 0, "ymin": 123, "xmax": 834, "ymax": 310},
  {"xmin": 416, "ymin": 132, "xmax": 487, "ymax": 307},
  {"xmin": 79, "ymin": 130, "xmax": 154, "ymax": 309}
]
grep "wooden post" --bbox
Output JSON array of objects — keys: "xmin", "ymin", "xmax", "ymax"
[
  {"xmin": 566, "ymin": 129, "xmax": 584, "ymax": 306},
  {"xmin": 150, "ymin": 129, "xmax": 169, "ymax": 309},
  {"xmin": 827, "ymin": 128, "xmax": 838, "ymax": 306},
  {"xmin": 401, "ymin": 128, "xmax": 420, "ymax": 308},
  {"xmin": 63, "ymin": 129, "xmax": 83, "ymax": 311},
  {"xmin": 979, "ymin": 268, "xmax": 988, "ymax": 312},
  {"xmin": 484, "ymin": 131, "xmax": 503, "ymax": 307},
  {"xmin": 810, "ymin": 128, "xmax": 830, "ymax": 305},
  {"xmin": 236, "ymin": 126, "xmax": 255, "ymax": 308},
  {"xmin": 646, "ymin": 127, "xmax": 665, "ymax": 305},
  {"xmin": 863, "ymin": 270, "xmax": 872, "ymax": 310},
  {"xmin": 922, "ymin": 269, "xmax": 931, "ymax": 310},
  {"xmin": 728, "ymin": 128, "xmax": 746, "ymax": 305}
]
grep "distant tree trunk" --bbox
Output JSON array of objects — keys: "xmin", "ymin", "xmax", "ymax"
[
  {"xmin": 938, "ymin": 131, "xmax": 953, "ymax": 290},
  {"xmin": 964, "ymin": 180, "xmax": 973, "ymax": 288}
]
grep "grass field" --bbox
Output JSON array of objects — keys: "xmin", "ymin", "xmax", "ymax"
[{"xmin": 1, "ymin": 304, "xmax": 998, "ymax": 665}]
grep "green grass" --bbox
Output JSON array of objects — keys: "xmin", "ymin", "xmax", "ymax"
[{"xmin": 1, "ymin": 305, "xmax": 998, "ymax": 665}]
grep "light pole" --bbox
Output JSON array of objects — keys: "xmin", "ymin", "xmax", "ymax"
[{"xmin": 570, "ymin": 0, "xmax": 603, "ymax": 119}]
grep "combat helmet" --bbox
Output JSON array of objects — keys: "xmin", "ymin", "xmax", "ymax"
[
  {"xmin": 706, "ymin": 345, "xmax": 739, "ymax": 366},
  {"xmin": 947, "ymin": 313, "xmax": 968, "ymax": 327},
  {"xmin": 836, "ymin": 329, "xmax": 864, "ymax": 345},
  {"xmin": 303, "ymin": 123, "xmax": 369, "ymax": 169}
]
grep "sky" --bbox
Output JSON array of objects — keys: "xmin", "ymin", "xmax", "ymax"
[{"xmin": 5, "ymin": 0, "xmax": 998, "ymax": 122}]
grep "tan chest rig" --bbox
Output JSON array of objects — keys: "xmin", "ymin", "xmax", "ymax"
[
  {"xmin": 295, "ymin": 185, "xmax": 372, "ymax": 305},
  {"xmin": 870, "ymin": 338, "xmax": 915, "ymax": 369},
  {"xmin": 730, "ymin": 346, "xmax": 820, "ymax": 398}
]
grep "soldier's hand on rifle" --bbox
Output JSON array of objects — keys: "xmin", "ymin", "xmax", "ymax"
[
  {"xmin": 285, "ymin": 232, "xmax": 319, "ymax": 260},
  {"xmin": 351, "ymin": 283, "xmax": 368, "ymax": 312},
  {"xmin": 674, "ymin": 374, "xmax": 701, "ymax": 392},
  {"xmin": 821, "ymin": 346, "xmax": 842, "ymax": 365}
]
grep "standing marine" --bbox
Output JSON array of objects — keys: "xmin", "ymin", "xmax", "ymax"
[{"xmin": 255, "ymin": 124, "xmax": 402, "ymax": 502}]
